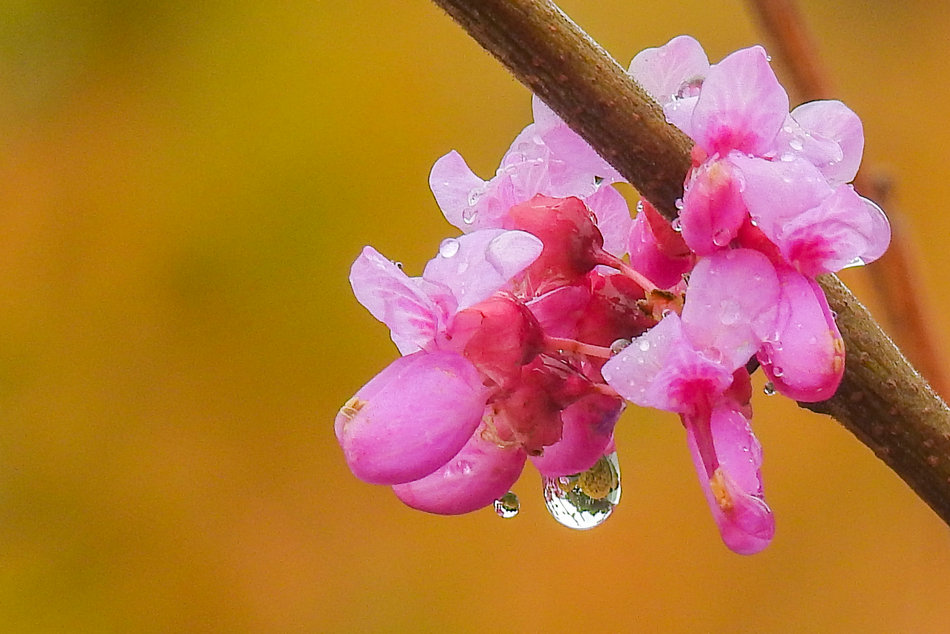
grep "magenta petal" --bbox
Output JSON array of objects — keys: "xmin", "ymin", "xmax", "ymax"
[
  {"xmin": 684, "ymin": 406, "xmax": 774, "ymax": 555},
  {"xmin": 335, "ymin": 351, "xmax": 489, "ymax": 485},
  {"xmin": 628, "ymin": 35, "xmax": 709, "ymax": 104},
  {"xmin": 525, "ymin": 283, "xmax": 590, "ymax": 338},
  {"xmin": 422, "ymin": 230, "xmax": 543, "ymax": 309},
  {"xmin": 627, "ymin": 205, "xmax": 693, "ymax": 289},
  {"xmin": 758, "ymin": 268, "xmax": 844, "ymax": 402},
  {"xmin": 691, "ymin": 46, "xmax": 789, "ymax": 156},
  {"xmin": 530, "ymin": 393, "xmax": 623, "ymax": 477},
  {"xmin": 349, "ymin": 246, "xmax": 444, "ymax": 354},
  {"xmin": 681, "ymin": 159, "xmax": 747, "ymax": 256},
  {"xmin": 429, "ymin": 150, "xmax": 488, "ymax": 231},
  {"xmin": 791, "ymin": 100, "xmax": 864, "ymax": 184},
  {"xmin": 392, "ymin": 427, "xmax": 526, "ymax": 515},
  {"xmin": 681, "ymin": 249, "xmax": 780, "ymax": 371}
]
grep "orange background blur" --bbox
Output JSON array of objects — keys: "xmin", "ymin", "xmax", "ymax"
[{"xmin": 1, "ymin": 0, "xmax": 949, "ymax": 631}]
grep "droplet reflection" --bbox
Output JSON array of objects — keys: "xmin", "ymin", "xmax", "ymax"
[
  {"xmin": 542, "ymin": 451, "xmax": 621, "ymax": 530},
  {"xmin": 494, "ymin": 491, "xmax": 520, "ymax": 518}
]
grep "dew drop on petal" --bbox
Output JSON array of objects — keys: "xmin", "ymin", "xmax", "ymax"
[
  {"xmin": 542, "ymin": 452, "xmax": 621, "ymax": 530},
  {"xmin": 394, "ymin": 261, "xmax": 404, "ymax": 270},
  {"xmin": 671, "ymin": 218, "xmax": 683, "ymax": 232},
  {"xmin": 789, "ymin": 138, "xmax": 804, "ymax": 151},
  {"xmin": 842, "ymin": 256, "xmax": 866, "ymax": 269},
  {"xmin": 637, "ymin": 339, "xmax": 651, "ymax": 352},
  {"xmin": 763, "ymin": 382, "xmax": 777, "ymax": 396},
  {"xmin": 610, "ymin": 338, "xmax": 632, "ymax": 355},
  {"xmin": 772, "ymin": 365, "xmax": 785, "ymax": 378},
  {"xmin": 467, "ymin": 189, "xmax": 482, "ymax": 207},
  {"xmin": 674, "ymin": 198, "xmax": 684, "ymax": 210},
  {"xmin": 439, "ymin": 238, "xmax": 460, "ymax": 258},
  {"xmin": 494, "ymin": 491, "xmax": 520, "ymax": 518}
]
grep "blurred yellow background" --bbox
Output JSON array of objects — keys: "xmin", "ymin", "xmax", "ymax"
[{"xmin": 0, "ymin": 0, "xmax": 949, "ymax": 631}]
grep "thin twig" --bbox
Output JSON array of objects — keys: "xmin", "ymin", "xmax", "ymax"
[
  {"xmin": 429, "ymin": 0, "xmax": 950, "ymax": 526},
  {"xmin": 747, "ymin": 0, "xmax": 949, "ymax": 398}
]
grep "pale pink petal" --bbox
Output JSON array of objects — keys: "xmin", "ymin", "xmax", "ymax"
[
  {"xmin": 757, "ymin": 268, "xmax": 844, "ymax": 402},
  {"xmin": 681, "ymin": 249, "xmax": 780, "ymax": 371},
  {"xmin": 350, "ymin": 246, "xmax": 445, "ymax": 354},
  {"xmin": 422, "ymin": 230, "xmax": 543, "ymax": 309},
  {"xmin": 681, "ymin": 158, "xmax": 748, "ymax": 255},
  {"xmin": 429, "ymin": 150, "xmax": 489, "ymax": 231},
  {"xmin": 791, "ymin": 100, "xmax": 864, "ymax": 184},
  {"xmin": 531, "ymin": 95, "xmax": 624, "ymax": 184},
  {"xmin": 530, "ymin": 393, "xmax": 623, "ymax": 477},
  {"xmin": 628, "ymin": 35, "xmax": 709, "ymax": 103},
  {"xmin": 684, "ymin": 406, "xmax": 774, "ymax": 555},
  {"xmin": 663, "ymin": 95, "xmax": 700, "ymax": 137},
  {"xmin": 583, "ymin": 184, "xmax": 632, "ymax": 256},
  {"xmin": 392, "ymin": 427, "xmax": 526, "ymax": 515},
  {"xmin": 691, "ymin": 46, "xmax": 789, "ymax": 156},
  {"xmin": 335, "ymin": 351, "xmax": 489, "ymax": 485},
  {"xmin": 729, "ymin": 153, "xmax": 832, "ymax": 241},
  {"xmin": 602, "ymin": 313, "xmax": 732, "ymax": 413},
  {"xmin": 772, "ymin": 114, "xmax": 842, "ymax": 177},
  {"xmin": 778, "ymin": 184, "xmax": 892, "ymax": 276}
]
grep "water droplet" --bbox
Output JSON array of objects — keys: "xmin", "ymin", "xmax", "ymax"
[
  {"xmin": 610, "ymin": 338, "xmax": 631, "ymax": 354},
  {"xmin": 671, "ymin": 218, "xmax": 683, "ymax": 232},
  {"xmin": 637, "ymin": 339, "xmax": 651, "ymax": 352},
  {"xmin": 542, "ymin": 452, "xmax": 621, "ymax": 530},
  {"xmin": 842, "ymin": 256, "xmax": 866, "ymax": 269},
  {"xmin": 394, "ymin": 261, "xmax": 404, "ymax": 270},
  {"xmin": 467, "ymin": 189, "xmax": 482, "ymax": 207},
  {"xmin": 772, "ymin": 365, "xmax": 785, "ymax": 378},
  {"xmin": 763, "ymin": 382, "xmax": 776, "ymax": 396},
  {"xmin": 461, "ymin": 206, "xmax": 478, "ymax": 225},
  {"xmin": 789, "ymin": 138, "xmax": 804, "ymax": 151},
  {"xmin": 712, "ymin": 228, "xmax": 731, "ymax": 247},
  {"xmin": 439, "ymin": 238, "xmax": 460, "ymax": 258},
  {"xmin": 494, "ymin": 491, "xmax": 520, "ymax": 518},
  {"xmin": 674, "ymin": 198, "xmax": 684, "ymax": 210},
  {"xmin": 636, "ymin": 200, "xmax": 644, "ymax": 214}
]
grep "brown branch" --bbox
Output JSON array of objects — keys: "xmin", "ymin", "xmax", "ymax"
[
  {"xmin": 747, "ymin": 0, "xmax": 949, "ymax": 399},
  {"xmin": 430, "ymin": 0, "xmax": 950, "ymax": 525}
]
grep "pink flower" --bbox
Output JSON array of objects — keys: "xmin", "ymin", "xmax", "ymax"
[{"xmin": 337, "ymin": 36, "xmax": 890, "ymax": 552}]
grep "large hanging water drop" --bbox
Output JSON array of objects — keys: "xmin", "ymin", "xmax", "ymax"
[
  {"xmin": 542, "ymin": 451, "xmax": 621, "ymax": 530},
  {"xmin": 494, "ymin": 491, "xmax": 520, "ymax": 518}
]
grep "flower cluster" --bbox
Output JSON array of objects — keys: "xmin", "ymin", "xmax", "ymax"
[{"xmin": 334, "ymin": 36, "xmax": 890, "ymax": 553}]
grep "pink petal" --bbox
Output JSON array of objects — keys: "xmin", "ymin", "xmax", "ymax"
[
  {"xmin": 335, "ymin": 351, "xmax": 489, "ymax": 485},
  {"xmin": 681, "ymin": 158, "xmax": 748, "ymax": 255},
  {"xmin": 525, "ymin": 283, "xmax": 591, "ymax": 338},
  {"xmin": 791, "ymin": 100, "xmax": 864, "ymax": 184},
  {"xmin": 530, "ymin": 393, "xmax": 623, "ymax": 477},
  {"xmin": 628, "ymin": 35, "xmax": 709, "ymax": 104},
  {"xmin": 681, "ymin": 249, "xmax": 780, "ymax": 371},
  {"xmin": 602, "ymin": 313, "xmax": 732, "ymax": 414},
  {"xmin": 583, "ymin": 184, "xmax": 632, "ymax": 256},
  {"xmin": 349, "ymin": 246, "xmax": 444, "ymax": 354},
  {"xmin": 422, "ymin": 230, "xmax": 543, "ymax": 310},
  {"xmin": 684, "ymin": 406, "xmax": 774, "ymax": 555},
  {"xmin": 627, "ymin": 201, "xmax": 694, "ymax": 289},
  {"xmin": 691, "ymin": 46, "xmax": 789, "ymax": 156},
  {"xmin": 429, "ymin": 150, "xmax": 489, "ymax": 231},
  {"xmin": 392, "ymin": 427, "xmax": 527, "ymax": 515},
  {"xmin": 531, "ymin": 95, "xmax": 625, "ymax": 184},
  {"xmin": 757, "ymin": 268, "xmax": 844, "ymax": 402},
  {"xmin": 778, "ymin": 185, "xmax": 891, "ymax": 276},
  {"xmin": 729, "ymin": 153, "xmax": 832, "ymax": 242}
]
